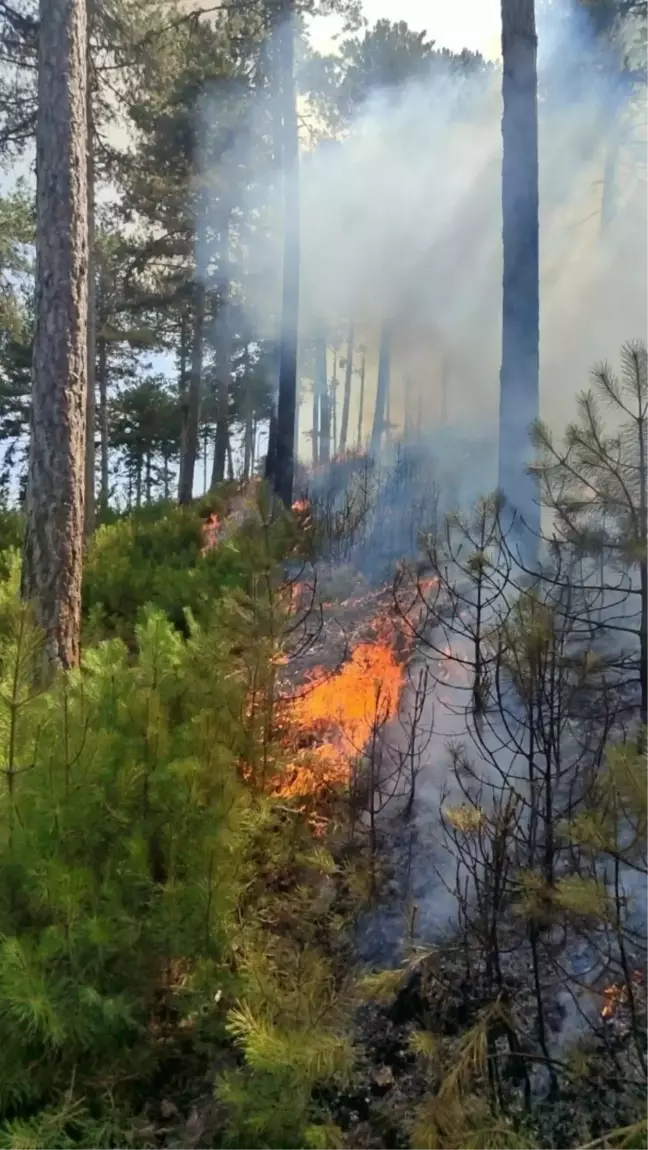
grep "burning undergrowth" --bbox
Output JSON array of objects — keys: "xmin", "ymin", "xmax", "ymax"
[
  {"xmin": 199, "ymin": 492, "xmax": 415, "ymax": 817},
  {"xmin": 274, "ymin": 573, "xmax": 411, "ymax": 809},
  {"xmin": 191, "ymin": 479, "xmax": 648, "ymax": 1148}
]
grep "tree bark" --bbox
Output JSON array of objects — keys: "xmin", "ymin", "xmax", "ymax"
[
  {"xmin": 498, "ymin": 0, "xmax": 541, "ymax": 555},
  {"xmin": 22, "ymin": 0, "xmax": 88, "ymax": 675},
  {"xmin": 178, "ymin": 277, "xmax": 205, "ymax": 504},
  {"xmin": 271, "ymin": 0, "xmax": 300, "ymax": 507},
  {"xmin": 370, "ymin": 321, "xmax": 391, "ymax": 455},
  {"xmin": 211, "ymin": 217, "xmax": 232, "ymax": 490},
  {"xmin": 84, "ymin": 47, "xmax": 96, "ymax": 537}
]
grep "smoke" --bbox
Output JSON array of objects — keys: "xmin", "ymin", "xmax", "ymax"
[{"xmin": 213, "ymin": 3, "xmax": 646, "ymax": 473}]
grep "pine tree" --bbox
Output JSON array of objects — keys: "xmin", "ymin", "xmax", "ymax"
[
  {"xmin": 533, "ymin": 341, "xmax": 648, "ymax": 732},
  {"xmin": 22, "ymin": 0, "xmax": 89, "ymax": 675},
  {"xmin": 498, "ymin": 0, "xmax": 540, "ymax": 561}
]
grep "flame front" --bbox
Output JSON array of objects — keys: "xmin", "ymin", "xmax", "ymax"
[{"xmin": 277, "ymin": 620, "xmax": 405, "ymax": 800}]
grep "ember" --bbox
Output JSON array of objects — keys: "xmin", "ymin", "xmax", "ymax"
[{"xmin": 600, "ymin": 971, "xmax": 645, "ymax": 1023}]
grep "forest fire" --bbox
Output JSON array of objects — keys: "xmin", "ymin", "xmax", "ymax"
[
  {"xmin": 276, "ymin": 617, "xmax": 405, "ymax": 801},
  {"xmin": 201, "ymin": 512, "xmax": 222, "ymax": 554},
  {"xmin": 600, "ymin": 972, "xmax": 645, "ymax": 1023}
]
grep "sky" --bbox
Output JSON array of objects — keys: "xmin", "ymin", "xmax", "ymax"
[{"xmin": 310, "ymin": 0, "xmax": 502, "ymax": 60}]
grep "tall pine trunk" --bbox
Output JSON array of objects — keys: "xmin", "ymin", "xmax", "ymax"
[
  {"xmin": 315, "ymin": 333, "xmax": 330, "ymax": 464},
  {"xmin": 339, "ymin": 322, "xmax": 354, "ymax": 453},
  {"xmin": 84, "ymin": 50, "xmax": 96, "ymax": 537},
  {"xmin": 211, "ymin": 216, "xmax": 232, "ymax": 490},
  {"xmin": 22, "ymin": 0, "xmax": 88, "ymax": 674},
  {"xmin": 356, "ymin": 347, "xmax": 366, "ymax": 450},
  {"xmin": 178, "ymin": 277, "xmax": 205, "ymax": 504},
  {"xmin": 179, "ymin": 180, "xmax": 208, "ymax": 506},
  {"xmin": 272, "ymin": 0, "xmax": 300, "ymax": 507},
  {"xmin": 498, "ymin": 0, "xmax": 540, "ymax": 553},
  {"xmin": 370, "ymin": 322, "xmax": 391, "ymax": 455}
]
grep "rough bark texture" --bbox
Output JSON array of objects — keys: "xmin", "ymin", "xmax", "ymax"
[
  {"xmin": 370, "ymin": 322, "xmax": 392, "ymax": 455},
  {"xmin": 84, "ymin": 78, "xmax": 96, "ymax": 536},
  {"xmin": 498, "ymin": 0, "xmax": 541, "ymax": 554},
  {"xmin": 272, "ymin": 2, "xmax": 300, "ymax": 507},
  {"xmin": 22, "ymin": 0, "xmax": 88, "ymax": 675}
]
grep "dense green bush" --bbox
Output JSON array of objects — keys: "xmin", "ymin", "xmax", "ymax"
[
  {"xmin": 83, "ymin": 500, "xmax": 248, "ymax": 642},
  {"xmin": 0, "ymin": 580, "xmax": 247, "ymax": 1145},
  {"xmin": 0, "ymin": 510, "xmax": 356, "ymax": 1150}
]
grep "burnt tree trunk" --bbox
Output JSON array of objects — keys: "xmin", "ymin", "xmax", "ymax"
[
  {"xmin": 271, "ymin": 0, "xmax": 300, "ymax": 507},
  {"xmin": 22, "ymin": 0, "xmax": 89, "ymax": 675},
  {"xmin": 498, "ymin": 0, "xmax": 540, "ymax": 555}
]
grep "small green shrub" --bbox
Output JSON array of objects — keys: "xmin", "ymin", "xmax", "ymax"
[
  {"xmin": 83, "ymin": 500, "xmax": 247, "ymax": 642},
  {"xmin": 0, "ymin": 598, "xmax": 251, "ymax": 1146},
  {"xmin": 0, "ymin": 509, "xmax": 356, "ymax": 1149}
]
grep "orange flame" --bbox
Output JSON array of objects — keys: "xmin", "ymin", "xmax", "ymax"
[
  {"xmin": 275, "ymin": 619, "xmax": 405, "ymax": 800},
  {"xmin": 600, "ymin": 971, "xmax": 644, "ymax": 1020},
  {"xmin": 201, "ymin": 512, "xmax": 222, "ymax": 555}
]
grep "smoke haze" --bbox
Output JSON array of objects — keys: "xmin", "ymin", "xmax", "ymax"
[{"xmin": 204, "ymin": 3, "xmax": 646, "ymax": 477}]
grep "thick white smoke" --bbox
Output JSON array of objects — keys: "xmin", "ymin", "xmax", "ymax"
[{"xmin": 227, "ymin": 3, "xmax": 646, "ymax": 470}]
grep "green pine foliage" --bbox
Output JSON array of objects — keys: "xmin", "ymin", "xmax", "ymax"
[
  {"xmin": 0, "ymin": 598, "xmax": 246, "ymax": 1144},
  {"xmin": 0, "ymin": 500, "xmax": 357, "ymax": 1149},
  {"xmin": 83, "ymin": 498, "xmax": 248, "ymax": 641}
]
